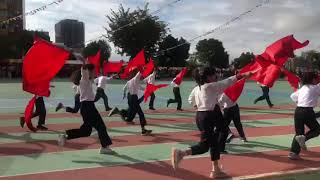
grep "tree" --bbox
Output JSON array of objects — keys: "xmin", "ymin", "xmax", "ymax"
[
  {"xmin": 156, "ymin": 35, "xmax": 190, "ymax": 67},
  {"xmin": 195, "ymin": 38, "xmax": 229, "ymax": 68},
  {"xmin": 106, "ymin": 3, "xmax": 167, "ymax": 59},
  {"xmin": 232, "ymin": 52, "xmax": 255, "ymax": 69},
  {"xmin": 82, "ymin": 39, "xmax": 111, "ymax": 66}
]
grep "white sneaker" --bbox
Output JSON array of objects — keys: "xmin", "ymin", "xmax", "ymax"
[
  {"xmin": 288, "ymin": 152, "xmax": 301, "ymax": 160},
  {"xmin": 100, "ymin": 147, "xmax": 114, "ymax": 154},
  {"xmin": 58, "ymin": 134, "xmax": 66, "ymax": 147},
  {"xmin": 171, "ymin": 148, "xmax": 184, "ymax": 170},
  {"xmin": 295, "ymin": 135, "xmax": 307, "ymax": 150}
]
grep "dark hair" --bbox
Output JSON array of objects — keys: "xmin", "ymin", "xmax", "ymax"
[
  {"xmin": 300, "ymin": 71, "xmax": 317, "ymax": 85},
  {"xmin": 192, "ymin": 66, "xmax": 216, "ymax": 88},
  {"xmin": 70, "ymin": 69, "xmax": 81, "ymax": 85},
  {"xmin": 85, "ymin": 64, "xmax": 95, "ymax": 71}
]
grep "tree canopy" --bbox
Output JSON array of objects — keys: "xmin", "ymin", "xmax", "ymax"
[
  {"xmin": 232, "ymin": 52, "xmax": 255, "ymax": 69},
  {"xmin": 82, "ymin": 39, "xmax": 111, "ymax": 65}
]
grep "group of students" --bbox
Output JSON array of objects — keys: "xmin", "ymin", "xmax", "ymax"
[{"xmin": 18, "ymin": 55, "xmax": 320, "ymax": 178}]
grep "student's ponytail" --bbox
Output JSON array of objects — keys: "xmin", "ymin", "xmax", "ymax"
[
  {"xmin": 70, "ymin": 69, "xmax": 81, "ymax": 85},
  {"xmin": 192, "ymin": 66, "xmax": 216, "ymax": 89}
]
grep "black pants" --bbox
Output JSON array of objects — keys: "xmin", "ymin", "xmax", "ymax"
[
  {"xmin": 254, "ymin": 86, "xmax": 273, "ymax": 106},
  {"xmin": 291, "ymin": 107, "xmax": 320, "ymax": 154},
  {"xmin": 220, "ymin": 104, "xmax": 246, "ymax": 151},
  {"xmin": 66, "ymin": 101, "xmax": 112, "ymax": 147},
  {"xmin": 94, "ymin": 87, "xmax": 110, "ymax": 110},
  {"xmin": 190, "ymin": 105, "xmax": 223, "ymax": 161},
  {"xmin": 66, "ymin": 94, "xmax": 81, "ymax": 113},
  {"xmin": 168, "ymin": 87, "xmax": 182, "ymax": 110},
  {"xmin": 148, "ymin": 93, "xmax": 155, "ymax": 108},
  {"xmin": 32, "ymin": 97, "xmax": 46, "ymax": 126},
  {"xmin": 125, "ymin": 94, "xmax": 146, "ymax": 128}
]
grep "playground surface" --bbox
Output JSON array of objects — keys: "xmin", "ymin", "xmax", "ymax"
[{"xmin": 0, "ymin": 80, "xmax": 320, "ymax": 180}]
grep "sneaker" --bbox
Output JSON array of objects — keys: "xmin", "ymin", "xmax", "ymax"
[
  {"xmin": 149, "ymin": 107, "xmax": 156, "ymax": 110},
  {"xmin": 171, "ymin": 148, "xmax": 184, "ymax": 170},
  {"xmin": 220, "ymin": 150, "xmax": 229, "ymax": 154},
  {"xmin": 141, "ymin": 129, "xmax": 152, "ymax": 136},
  {"xmin": 226, "ymin": 133, "xmax": 235, "ymax": 143},
  {"xmin": 167, "ymin": 100, "xmax": 170, "ymax": 107},
  {"xmin": 108, "ymin": 107, "xmax": 119, "ymax": 117},
  {"xmin": 105, "ymin": 107, "xmax": 112, "ymax": 111},
  {"xmin": 177, "ymin": 108, "xmax": 183, "ymax": 111},
  {"xmin": 295, "ymin": 135, "xmax": 307, "ymax": 150},
  {"xmin": 58, "ymin": 134, "xmax": 66, "ymax": 147},
  {"xmin": 253, "ymin": 100, "xmax": 258, "ymax": 104},
  {"xmin": 240, "ymin": 137, "xmax": 248, "ymax": 142},
  {"xmin": 19, "ymin": 117, "xmax": 25, "ymax": 128},
  {"xmin": 55, "ymin": 103, "xmax": 63, "ymax": 112},
  {"xmin": 209, "ymin": 169, "xmax": 228, "ymax": 178},
  {"xmin": 288, "ymin": 152, "xmax": 301, "ymax": 160},
  {"xmin": 269, "ymin": 104, "xmax": 274, "ymax": 108},
  {"xmin": 99, "ymin": 147, "xmax": 114, "ymax": 154},
  {"xmin": 37, "ymin": 125, "xmax": 48, "ymax": 131}
]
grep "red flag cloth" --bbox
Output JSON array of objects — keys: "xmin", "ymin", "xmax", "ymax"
[
  {"xmin": 23, "ymin": 37, "xmax": 70, "ymax": 97},
  {"xmin": 103, "ymin": 60, "xmax": 124, "ymax": 74},
  {"xmin": 262, "ymin": 34, "xmax": 309, "ymax": 66},
  {"xmin": 282, "ymin": 69, "xmax": 300, "ymax": 91},
  {"xmin": 223, "ymin": 79, "xmax": 246, "ymax": 102},
  {"xmin": 142, "ymin": 58, "xmax": 155, "ymax": 78},
  {"xmin": 88, "ymin": 50, "xmax": 101, "ymax": 76},
  {"xmin": 24, "ymin": 96, "xmax": 37, "ymax": 132},
  {"xmin": 173, "ymin": 67, "xmax": 187, "ymax": 85},
  {"xmin": 144, "ymin": 83, "xmax": 168, "ymax": 102},
  {"xmin": 120, "ymin": 49, "xmax": 146, "ymax": 79}
]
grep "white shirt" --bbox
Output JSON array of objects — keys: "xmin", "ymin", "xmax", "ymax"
[
  {"xmin": 123, "ymin": 72, "xmax": 143, "ymax": 95},
  {"xmin": 72, "ymin": 85, "xmax": 80, "ymax": 95},
  {"xmin": 143, "ymin": 71, "xmax": 156, "ymax": 84},
  {"xmin": 79, "ymin": 67, "xmax": 95, "ymax": 102},
  {"xmin": 94, "ymin": 76, "xmax": 112, "ymax": 89},
  {"xmin": 290, "ymin": 84, "xmax": 320, "ymax": 107},
  {"xmin": 218, "ymin": 93, "xmax": 237, "ymax": 109},
  {"xmin": 188, "ymin": 76, "xmax": 237, "ymax": 111}
]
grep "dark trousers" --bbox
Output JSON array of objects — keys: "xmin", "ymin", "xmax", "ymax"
[
  {"xmin": 94, "ymin": 87, "xmax": 110, "ymax": 110},
  {"xmin": 190, "ymin": 105, "xmax": 223, "ymax": 161},
  {"xmin": 32, "ymin": 97, "xmax": 46, "ymax": 126},
  {"xmin": 66, "ymin": 94, "xmax": 81, "ymax": 113},
  {"xmin": 168, "ymin": 87, "xmax": 182, "ymax": 110},
  {"xmin": 126, "ymin": 94, "xmax": 147, "ymax": 128},
  {"xmin": 220, "ymin": 104, "xmax": 246, "ymax": 151},
  {"xmin": 254, "ymin": 86, "xmax": 273, "ymax": 106},
  {"xmin": 148, "ymin": 93, "xmax": 155, "ymax": 108},
  {"xmin": 66, "ymin": 101, "xmax": 112, "ymax": 148},
  {"xmin": 291, "ymin": 107, "xmax": 320, "ymax": 154}
]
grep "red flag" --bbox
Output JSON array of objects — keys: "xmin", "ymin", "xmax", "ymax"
[
  {"xmin": 24, "ymin": 96, "xmax": 37, "ymax": 132},
  {"xmin": 224, "ymin": 79, "xmax": 246, "ymax": 102},
  {"xmin": 120, "ymin": 50, "xmax": 146, "ymax": 79},
  {"xmin": 173, "ymin": 67, "xmax": 187, "ymax": 85},
  {"xmin": 88, "ymin": 50, "xmax": 101, "ymax": 76},
  {"xmin": 282, "ymin": 69, "xmax": 300, "ymax": 91},
  {"xmin": 263, "ymin": 35, "xmax": 309, "ymax": 66},
  {"xmin": 142, "ymin": 58, "xmax": 155, "ymax": 78},
  {"xmin": 103, "ymin": 60, "xmax": 124, "ymax": 74},
  {"xmin": 23, "ymin": 37, "xmax": 70, "ymax": 97},
  {"xmin": 144, "ymin": 83, "xmax": 168, "ymax": 102}
]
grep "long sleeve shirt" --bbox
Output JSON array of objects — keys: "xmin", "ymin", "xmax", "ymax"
[
  {"xmin": 218, "ymin": 93, "xmax": 237, "ymax": 109},
  {"xmin": 143, "ymin": 71, "xmax": 156, "ymax": 84},
  {"xmin": 123, "ymin": 72, "xmax": 143, "ymax": 95},
  {"xmin": 79, "ymin": 67, "xmax": 95, "ymax": 102},
  {"xmin": 188, "ymin": 76, "xmax": 237, "ymax": 111},
  {"xmin": 290, "ymin": 84, "xmax": 320, "ymax": 107},
  {"xmin": 94, "ymin": 76, "xmax": 112, "ymax": 89}
]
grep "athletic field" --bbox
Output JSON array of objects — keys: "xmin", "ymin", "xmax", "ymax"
[{"xmin": 1, "ymin": 80, "xmax": 320, "ymax": 180}]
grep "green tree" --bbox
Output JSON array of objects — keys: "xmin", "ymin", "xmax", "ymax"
[
  {"xmin": 156, "ymin": 35, "xmax": 190, "ymax": 67},
  {"xmin": 232, "ymin": 52, "xmax": 255, "ymax": 69},
  {"xmin": 106, "ymin": 3, "xmax": 167, "ymax": 59},
  {"xmin": 195, "ymin": 38, "xmax": 229, "ymax": 68},
  {"xmin": 82, "ymin": 39, "xmax": 112, "ymax": 71}
]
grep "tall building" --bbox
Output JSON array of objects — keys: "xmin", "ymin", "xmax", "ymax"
[
  {"xmin": 55, "ymin": 19, "xmax": 85, "ymax": 49},
  {"xmin": 0, "ymin": 0, "xmax": 24, "ymax": 36}
]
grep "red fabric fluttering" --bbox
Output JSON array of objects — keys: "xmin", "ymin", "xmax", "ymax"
[
  {"xmin": 282, "ymin": 69, "xmax": 300, "ymax": 91},
  {"xmin": 22, "ymin": 37, "xmax": 70, "ymax": 132},
  {"xmin": 173, "ymin": 67, "xmax": 187, "ymax": 85},
  {"xmin": 24, "ymin": 96, "xmax": 37, "ymax": 132},
  {"xmin": 142, "ymin": 58, "xmax": 155, "ymax": 78},
  {"xmin": 120, "ymin": 50, "xmax": 146, "ymax": 79},
  {"xmin": 103, "ymin": 60, "xmax": 124, "ymax": 74},
  {"xmin": 224, "ymin": 79, "xmax": 246, "ymax": 102},
  {"xmin": 144, "ymin": 83, "xmax": 168, "ymax": 102},
  {"xmin": 88, "ymin": 50, "xmax": 101, "ymax": 76}
]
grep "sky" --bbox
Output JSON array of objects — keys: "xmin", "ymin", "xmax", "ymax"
[{"xmin": 25, "ymin": 0, "xmax": 320, "ymax": 61}]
